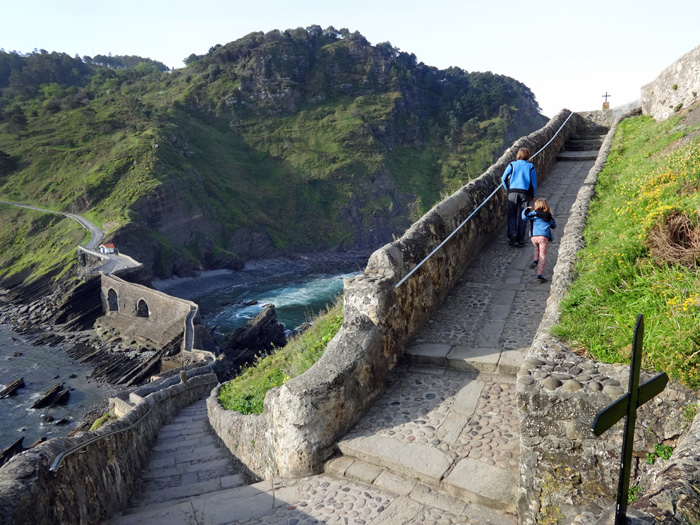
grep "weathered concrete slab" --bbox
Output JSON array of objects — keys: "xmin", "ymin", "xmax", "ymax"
[
  {"xmin": 409, "ymin": 482, "xmax": 468, "ymax": 515},
  {"xmin": 447, "ymin": 345, "xmax": 499, "ymax": 373},
  {"xmin": 345, "ymin": 458, "xmax": 383, "ymax": 484},
  {"xmin": 324, "ymin": 455, "xmax": 355, "ymax": 477},
  {"xmin": 451, "ymin": 379, "xmax": 485, "ymax": 417},
  {"xmin": 374, "ymin": 469, "xmax": 417, "ymax": 496},
  {"xmin": 499, "ymin": 346, "xmax": 530, "ymax": 376},
  {"xmin": 338, "ymin": 435, "xmax": 453, "ymax": 486},
  {"xmin": 404, "ymin": 343, "xmax": 451, "ymax": 366},
  {"xmin": 366, "ymin": 496, "xmax": 422, "ymax": 524},
  {"xmin": 437, "ymin": 413, "xmax": 470, "ymax": 442},
  {"xmin": 442, "ymin": 457, "xmax": 517, "ymax": 513}
]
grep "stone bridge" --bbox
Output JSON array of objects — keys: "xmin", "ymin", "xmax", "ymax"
[{"xmin": 98, "ymin": 274, "xmax": 198, "ymax": 353}]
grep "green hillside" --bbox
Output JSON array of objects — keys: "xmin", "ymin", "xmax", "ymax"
[
  {"xmin": 0, "ymin": 26, "xmax": 547, "ymax": 287},
  {"xmin": 554, "ymin": 106, "xmax": 700, "ymax": 387}
]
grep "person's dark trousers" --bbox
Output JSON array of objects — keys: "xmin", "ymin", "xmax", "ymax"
[{"xmin": 507, "ymin": 191, "xmax": 530, "ymax": 243}]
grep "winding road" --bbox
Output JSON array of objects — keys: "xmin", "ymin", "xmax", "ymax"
[{"xmin": 0, "ymin": 199, "xmax": 140, "ymax": 274}]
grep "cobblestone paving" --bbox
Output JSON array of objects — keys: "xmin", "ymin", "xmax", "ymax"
[
  {"xmin": 449, "ymin": 382, "xmax": 520, "ymax": 472},
  {"xmin": 344, "ymin": 366, "xmax": 519, "ymax": 473},
  {"xmin": 499, "ymin": 290, "xmax": 549, "ymax": 351},
  {"xmin": 233, "ymin": 476, "xmax": 498, "ymax": 524},
  {"xmin": 411, "ymin": 285, "xmax": 492, "ymax": 345}
]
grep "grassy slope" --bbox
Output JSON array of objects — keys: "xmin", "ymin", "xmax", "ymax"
[
  {"xmin": 0, "ymin": 205, "xmax": 86, "ymax": 284},
  {"xmin": 553, "ymin": 110, "xmax": 700, "ymax": 387},
  {"xmin": 218, "ymin": 297, "xmax": 343, "ymax": 414},
  {"xmin": 0, "ymin": 33, "xmax": 544, "ymax": 285}
]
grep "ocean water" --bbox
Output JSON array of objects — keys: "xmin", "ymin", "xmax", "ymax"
[
  {"xmin": 0, "ymin": 326, "xmax": 113, "ymax": 451},
  {"xmin": 153, "ymin": 260, "xmax": 361, "ymax": 337}
]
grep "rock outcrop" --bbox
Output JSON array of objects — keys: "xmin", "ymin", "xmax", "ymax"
[{"xmin": 214, "ymin": 304, "xmax": 287, "ymax": 381}]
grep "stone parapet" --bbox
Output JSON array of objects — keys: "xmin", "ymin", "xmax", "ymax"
[
  {"xmin": 0, "ymin": 368, "xmax": 217, "ymax": 524},
  {"xmin": 641, "ymin": 44, "xmax": 700, "ymax": 121},
  {"xmin": 516, "ymin": 107, "xmax": 700, "ymax": 525},
  {"xmin": 98, "ymin": 274, "xmax": 197, "ymax": 350},
  {"xmin": 209, "ymin": 109, "xmax": 584, "ymax": 479}
]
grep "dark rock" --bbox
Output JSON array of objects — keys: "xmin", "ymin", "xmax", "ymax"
[
  {"xmin": 215, "ymin": 304, "xmax": 287, "ymax": 382},
  {"xmin": 30, "ymin": 383, "xmax": 70, "ymax": 409},
  {"xmin": 0, "ymin": 437, "xmax": 25, "ymax": 468},
  {"xmin": 55, "ymin": 418, "xmax": 70, "ymax": 426},
  {"xmin": 42, "ymin": 415, "xmax": 54, "ymax": 423},
  {"xmin": 0, "ymin": 378, "xmax": 25, "ymax": 398}
]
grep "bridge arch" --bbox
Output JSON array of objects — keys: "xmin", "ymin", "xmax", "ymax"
[
  {"xmin": 136, "ymin": 299, "xmax": 150, "ymax": 318},
  {"xmin": 107, "ymin": 289, "xmax": 119, "ymax": 312}
]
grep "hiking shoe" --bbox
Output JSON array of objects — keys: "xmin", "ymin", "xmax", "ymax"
[
  {"xmin": 537, "ymin": 274, "xmax": 547, "ymax": 282},
  {"xmin": 508, "ymin": 234, "xmax": 516, "ymax": 247},
  {"xmin": 529, "ymin": 260, "xmax": 538, "ymax": 269},
  {"xmin": 517, "ymin": 241, "xmax": 525, "ymax": 247}
]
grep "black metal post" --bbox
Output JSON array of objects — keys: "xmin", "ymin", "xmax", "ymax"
[{"xmin": 615, "ymin": 314, "xmax": 644, "ymax": 524}]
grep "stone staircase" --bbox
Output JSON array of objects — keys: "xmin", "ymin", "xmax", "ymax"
[
  {"xmin": 102, "ymin": 131, "xmax": 605, "ymax": 524},
  {"xmin": 106, "ymin": 398, "xmax": 247, "ymax": 524},
  {"xmin": 556, "ymin": 132, "xmax": 607, "ymax": 161},
  {"xmin": 321, "ymin": 144, "xmax": 603, "ymax": 523}
]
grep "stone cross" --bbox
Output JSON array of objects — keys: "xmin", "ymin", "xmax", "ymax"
[
  {"xmin": 591, "ymin": 314, "xmax": 669, "ymax": 525},
  {"xmin": 602, "ymin": 92, "xmax": 611, "ymax": 110}
]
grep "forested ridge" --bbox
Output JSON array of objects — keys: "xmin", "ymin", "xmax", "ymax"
[{"xmin": 0, "ymin": 26, "xmax": 547, "ymax": 286}]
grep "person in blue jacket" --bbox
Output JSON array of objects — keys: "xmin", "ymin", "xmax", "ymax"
[
  {"xmin": 501, "ymin": 148, "xmax": 536, "ymax": 247},
  {"xmin": 522, "ymin": 198, "xmax": 556, "ymax": 282}
]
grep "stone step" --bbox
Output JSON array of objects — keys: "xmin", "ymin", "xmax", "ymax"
[
  {"xmin": 326, "ymin": 453, "xmax": 518, "ymax": 518},
  {"xmin": 556, "ymin": 151, "xmax": 600, "ymax": 161},
  {"xmin": 403, "ymin": 342, "xmax": 525, "ymax": 376},
  {"xmin": 107, "ymin": 479, "xmax": 281, "ymax": 525},
  {"xmin": 126, "ymin": 473, "xmax": 246, "ymax": 513},
  {"xmin": 565, "ymin": 142, "xmax": 603, "ymax": 151},
  {"xmin": 140, "ymin": 456, "xmax": 236, "ymax": 480}
]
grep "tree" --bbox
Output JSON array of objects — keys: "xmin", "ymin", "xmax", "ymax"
[
  {"xmin": 4, "ymin": 106, "xmax": 27, "ymax": 138},
  {"xmin": 184, "ymin": 53, "xmax": 199, "ymax": 66},
  {"xmin": 0, "ymin": 150, "xmax": 15, "ymax": 174}
]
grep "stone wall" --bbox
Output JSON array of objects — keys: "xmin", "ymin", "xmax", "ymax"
[
  {"xmin": 208, "ymin": 109, "xmax": 585, "ymax": 479},
  {"xmin": 576, "ymin": 100, "xmax": 641, "ymax": 129},
  {"xmin": 0, "ymin": 368, "xmax": 217, "ymax": 525},
  {"xmin": 516, "ymin": 108, "xmax": 700, "ymax": 525},
  {"xmin": 99, "ymin": 274, "xmax": 196, "ymax": 349},
  {"xmin": 641, "ymin": 44, "xmax": 700, "ymax": 121}
]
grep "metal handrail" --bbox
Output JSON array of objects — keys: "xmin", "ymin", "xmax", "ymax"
[
  {"xmin": 394, "ymin": 111, "xmax": 575, "ymax": 288},
  {"xmin": 49, "ymin": 375, "xmax": 214, "ymax": 472}
]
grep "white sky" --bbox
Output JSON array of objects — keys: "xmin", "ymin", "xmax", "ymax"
[{"xmin": 3, "ymin": 0, "xmax": 699, "ymax": 118}]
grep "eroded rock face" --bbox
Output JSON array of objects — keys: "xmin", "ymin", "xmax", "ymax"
[
  {"xmin": 642, "ymin": 44, "xmax": 700, "ymax": 121},
  {"xmin": 214, "ymin": 304, "xmax": 287, "ymax": 382}
]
